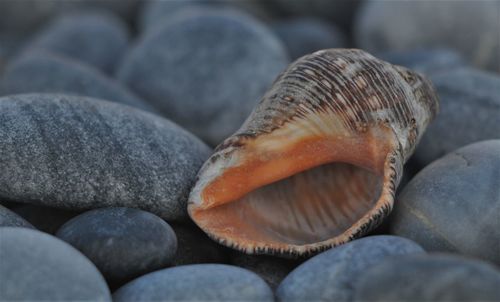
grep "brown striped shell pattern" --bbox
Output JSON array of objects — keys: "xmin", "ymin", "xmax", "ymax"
[{"xmin": 188, "ymin": 48, "xmax": 439, "ymax": 257}]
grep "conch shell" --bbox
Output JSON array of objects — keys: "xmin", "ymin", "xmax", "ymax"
[{"xmin": 188, "ymin": 49, "xmax": 438, "ymax": 256}]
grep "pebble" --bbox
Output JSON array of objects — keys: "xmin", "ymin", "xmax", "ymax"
[
  {"xmin": 0, "ymin": 227, "xmax": 110, "ymax": 301},
  {"xmin": 0, "ymin": 204, "xmax": 35, "ymax": 228},
  {"xmin": 113, "ymin": 264, "xmax": 274, "ymax": 302},
  {"xmin": 23, "ymin": 11, "xmax": 129, "ymax": 73},
  {"xmin": 272, "ymin": 17, "xmax": 346, "ymax": 60},
  {"xmin": 276, "ymin": 235, "xmax": 425, "ymax": 301},
  {"xmin": 0, "ymin": 51, "xmax": 156, "ymax": 113},
  {"xmin": 354, "ymin": 254, "xmax": 500, "ymax": 302},
  {"xmin": 56, "ymin": 207, "xmax": 177, "ymax": 285},
  {"xmin": 118, "ymin": 8, "xmax": 289, "ymax": 145},
  {"xmin": 0, "ymin": 93, "xmax": 211, "ymax": 221},
  {"xmin": 414, "ymin": 68, "xmax": 500, "ymax": 166},
  {"xmin": 355, "ymin": 0, "xmax": 500, "ymax": 72},
  {"xmin": 9, "ymin": 204, "xmax": 80, "ymax": 234},
  {"xmin": 390, "ymin": 140, "xmax": 500, "ymax": 266}
]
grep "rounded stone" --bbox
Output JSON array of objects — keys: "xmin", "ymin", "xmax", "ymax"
[
  {"xmin": 24, "ymin": 10, "xmax": 129, "ymax": 73},
  {"xmin": 0, "ymin": 204, "xmax": 34, "ymax": 228},
  {"xmin": 0, "ymin": 93, "xmax": 211, "ymax": 221},
  {"xmin": 272, "ymin": 17, "xmax": 346, "ymax": 60},
  {"xmin": 10, "ymin": 204, "xmax": 80, "ymax": 234},
  {"xmin": 0, "ymin": 227, "xmax": 110, "ymax": 301},
  {"xmin": 0, "ymin": 52, "xmax": 156, "ymax": 113},
  {"xmin": 354, "ymin": 254, "xmax": 500, "ymax": 302},
  {"xmin": 56, "ymin": 207, "xmax": 177, "ymax": 285},
  {"xmin": 118, "ymin": 9, "xmax": 289, "ymax": 145},
  {"xmin": 390, "ymin": 140, "xmax": 500, "ymax": 266},
  {"xmin": 355, "ymin": 0, "xmax": 500, "ymax": 72},
  {"xmin": 414, "ymin": 68, "xmax": 500, "ymax": 166},
  {"xmin": 276, "ymin": 235, "xmax": 425, "ymax": 302},
  {"xmin": 113, "ymin": 264, "xmax": 274, "ymax": 301}
]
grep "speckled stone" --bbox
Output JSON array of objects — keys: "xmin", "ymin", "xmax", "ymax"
[
  {"xmin": 354, "ymin": 254, "xmax": 500, "ymax": 302},
  {"xmin": 0, "ymin": 93, "xmax": 211, "ymax": 221},
  {"xmin": 0, "ymin": 204, "xmax": 34, "ymax": 228},
  {"xmin": 272, "ymin": 18, "xmax": 346, "ymax": 60},
  {"xmin": 0, "ymin": 52, "xmax": 156, "ymax": 113},
  {"xmin": 0, "ymin": 227, "xmax": 110, "ymax": 301},
  {"xmin": 355, "ymin": 0, "xmax": 500, "ymax": 72},
  {"xmin": 390, "ymin": 140, "xmax": 500, "ymax": 266},
  {"xmin": 171, "ymin": 222, "xmax": 230, "ymax": 266},
  {"xmin": 276, "ymin": 236, "xmax": 425, "ymax": 302},
  {"xmin": 10, "ymin": 204, "xmax": 80, "ymax": 234},
  {"xmin": 118, "ymin": 9, "xmax": 289, "ymax": 145},
  {"xmin": 24, "ymin": 10, "xmax": 129, "ymax": 73},
  {"xmin": 414, "ymin": 68, "xmax": 500, "ymax": 166},
  {"xmin": 113, "ymin": 264, "xmax": 274, "ymax": 301},
  {"xmin": 57, "ymin": 207, "xmax": 177, "ymax": 285}
]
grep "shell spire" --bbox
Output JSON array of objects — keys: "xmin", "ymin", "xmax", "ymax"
[{"xmin": 188, "ymin": 49, "xmax": 439, "ymax": 256}]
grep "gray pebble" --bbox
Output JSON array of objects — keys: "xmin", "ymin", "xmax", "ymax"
[
  {"xmin": 354, "ymin": 254, "xmax": 500, "ymax": 302},
  {"xmin": 0, "ymin": 227, "xmax": 110, "ymax": 301},
  {"xmin": 276, "ymin": 235, "xmax": 425, "ymax": 302},
  {"xmin": 0, "ymin": 51, "xmax": 156, "ymax": 113},
  {"xmin": 0, "ymin": 93, "xmax": 211, "ymax": 221},
  {"xmin": 355, "ymin": 0, "xmax": 500, "ymax": 72},
  {"xmin": 0, "ymin": 204, "xmax": 35, "ymax": 228},
  {"xmin": 10, "ymin": 204, "xmax": 80, "ymax": 234},
  {"xmin": 57, "ymin": 207, "xmax": 177, "ymax": 285},
  {"xmin": 272, "ymin": 17, "xmax": 346, "ymax": 60},
  {"xmin": 118, "ymin": 8, "xmax": 289, "ymax": 145},
  {"xmin": 390, "ymin": 140, "xmax": 500, "ymax": 266},
  {"xmin": 414, "ymin": 68, "xmax": 500, "ymax": 166},
  {"xmin": 113, "ymin": 264, "xmax": 274, "ymax": 301}
]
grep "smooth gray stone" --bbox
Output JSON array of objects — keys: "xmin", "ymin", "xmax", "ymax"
[
  {"xmin": 0, "ymin": 93, "xmax": 211, "ymax": 221},
  {"xmin": 113, "ymin": 264, "xmax": 274, "ymax": 301},
  {"xmin": 0, "ymin": 52, "xmax": 156, "ymax": 113},
  {"xmin": 276, "ymin": 235, "xmax": 425, "ymax": 302},
  {"xmin": 57, "ymin": 207, "xmax": 177, "ymax": 285},
  {"xmin": 414, "ymin": 68, "xmax": 500, "ymax": 166},
  {"xmin": 24, "ymin": 10, "xmax": 129, "ymax": 73},
  {"xmin": 390, "ymin": 140, "xmax": 500, "ymax": 266},
  {"xmin": 354, "ymin": 254, "xmax": 500, "ymax": 302},
  {"xmin": 118, "ymin": 8, "xmax": 289, "ymax": 145},
  {"xmin": 355, "ymin": 0, "xmax": 500, "ymax": 72},
  {"xmin": 0, "ymin": 204, "xmax": 34, "ymax": 228},
  {"xmin": 273, "ymin": 17, "xmax": 346, "ymax": 60},
  {"xmin": 0, "ymin": 227, "xmax": 110, "ymax": 301}
]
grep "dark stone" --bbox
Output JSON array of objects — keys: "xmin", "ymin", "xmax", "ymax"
[
  {"xmin": 414, "ymin": 68, "xmax": 500, "ymax": 166},
  {"xmin": 0, "ymin": 52, "xmax": 156, "ymax": 113},
  {"xmin": 56, "ymin": 207, "xmax": 177, "ymax": 286},
  {"xmin": 9, "ymin": 204, "xmax": 78, "ymax": 234},
  {"xmin": 0, "ymin": 204, "xmax": 34, "ymax": 228},
  {"xmin": 118, "ymin": 8, "xmax": 289, "ymax": 145},
  {"xmin": 0, "ymin": 227, "xmax": 110, "ymax": 301},
  {"xmin": 0, "ymin": 93, "xmax": 211, "ymax": 221},
  {"xmin": 276, "ymin": 235, "xmax": 425, "ymax": 301},
  {"xmin": 355, "ymin": 1, "xmax": 500, "ymax": 72},
  {"xmin": 390, "ymin": 140, "xmax": 500, "ymax": 266},
  {"xmin": 354, "ymin": 254, "xmax": 500, "ymax": 302},
  {"xmin": 272, "ymin": 17, "xmax": 346, "ymax": 60},
  {"xmin": 113, "ymin": 264, "xmax": 274, "ymax": 301}
]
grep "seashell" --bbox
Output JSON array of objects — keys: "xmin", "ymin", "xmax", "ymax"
[{"xmin": 188, "ymin": 49, "xmax": 439, "ymax": 256}]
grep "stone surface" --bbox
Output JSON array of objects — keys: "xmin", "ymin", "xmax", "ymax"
[
  {"xmin": 0, "ymin": 227, "xmax": 110, "ymax": 301},
  {"xmin": 354, "ymin": 254, "xmax": 500, "ymax": 302},
  {"xmin": 113, "ymin": 264, "xmax": 274, "ymax": 301},
  {"xmin": 0, "ymin": 52, "xmax": 156, "ymax": 113},
  {"xmin": 171, "ymin": 222, "xmax": 230, "ymax": 266},
  {"xmin": 414, "ymin": 68, "xmax": 500, "ymax": 166},
  {"xmin": 355, "ymin": 0, "xmax": 500, "ymax": 72},
  {"xmin": 0, "ymin": 204, "xmax": 34, "ymax": 228},
  {"xmin": 118, "ymin": 8, "xmax": 289, "ymax": 145},
  {"xmin": 0, "ymin": 93, "xmax": 211, "ymax": 221},
  {"xmin": 57, "ymin": 207, "xmax": 177, "ymax": 285},
  {"xmin": 276, "ymin": 236, "xmax": 425, "ymax": 301},
  {"xmin": 24, "ymin": 10, "xmax": 129, "ymax": 73},
  {"xmin": 390, "ymin": 140, "xmax": 500, "ymax": 266},
  {"xmin": 272, "ymin": 18, "xmax": 346, "ymax": 60},
  {"xmin": 10, "ymin": 204, "xmax": 80, "ymax": 234}
]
